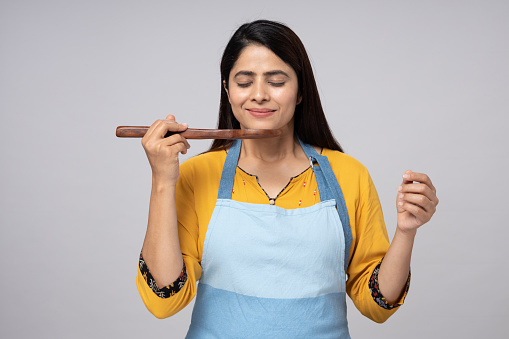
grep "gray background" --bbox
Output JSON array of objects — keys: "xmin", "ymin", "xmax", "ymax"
[{"xmin": 1, "ymin": 0, "xmax": 507, "ymax": 338}]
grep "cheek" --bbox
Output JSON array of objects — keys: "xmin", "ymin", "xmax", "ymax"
[
  {"xmin": 228, "ymin": 89, "xmax": 248, "ymax": 107},
  {"xmin": 274, "ymin": 89, "xmax": 299, "ymax": 108}
]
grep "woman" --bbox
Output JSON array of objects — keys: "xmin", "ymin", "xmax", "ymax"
[{"xmin": 136, "ymin": 20, "xmax": 438, "ymax": 338}]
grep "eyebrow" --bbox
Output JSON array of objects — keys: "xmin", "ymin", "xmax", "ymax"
[{"xmin": 234, "ymin": 70, "xmax": 290, "ymax": 78}]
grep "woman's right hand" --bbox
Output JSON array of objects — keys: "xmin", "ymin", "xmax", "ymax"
[{"xmin": 141, "ymin": 115, "xmax": 190, "ymax": 186}]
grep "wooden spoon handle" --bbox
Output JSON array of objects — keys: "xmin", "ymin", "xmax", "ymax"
[{"xmin": 116, "ymin": 126, "xmax": 282, "ymax": 139}]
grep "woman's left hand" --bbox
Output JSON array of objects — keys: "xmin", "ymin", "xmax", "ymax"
[{"xmin": 396, "ymin": 170, "xmax": 439, "ymax": 234}]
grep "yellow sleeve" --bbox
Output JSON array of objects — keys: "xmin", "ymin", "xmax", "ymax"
[
  {"xmin": 346, "ymin": 170, "xmax": 397, "ymax": 323},
  {"xmin": 326, "ymin": 150, "xmax": 408, "ymax": 323},
  {"xmin": 136, "ymin": 157, "xmax": 205, "ymax": 319}
]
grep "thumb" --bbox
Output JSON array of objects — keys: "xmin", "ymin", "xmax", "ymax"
[{"xmin": 401, "ymin": 169, "xmax": 413, "ymax": 185}]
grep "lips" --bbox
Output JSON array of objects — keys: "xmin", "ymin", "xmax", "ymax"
[{"xmin": 246, "ymin": 108, "xmax": 277, "ymax": 118}]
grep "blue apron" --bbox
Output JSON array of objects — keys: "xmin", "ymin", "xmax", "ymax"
[{"xmin": 186, "ymin": 139, "xmax": 353, "ymax": 338}]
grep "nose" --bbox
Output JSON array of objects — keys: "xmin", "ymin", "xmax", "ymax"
[{"xmin": 250, "ymin": 81, "xmax": 269, "ymax": 103}]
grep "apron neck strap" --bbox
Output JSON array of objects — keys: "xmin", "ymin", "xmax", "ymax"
[
  {"xmin": 217, "ymin": 139, "xmax": 241, "ymax": 200},
  {"xmin": 297, "ymin": 138, "xmax": 334, "ymax": 202}
]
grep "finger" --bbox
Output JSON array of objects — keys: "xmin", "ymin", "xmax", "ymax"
[
  {"xmin": 396, "ymin": 184, "xmax": 409, "ymax": 213},
  {"xmin": 399, "ymin": 192, "xmax": 436, "ymax": 214},
  {"xmin": 398, "ymin": 183, "xmax": 437, "ymax": 204},
  {"xmin": 156, "ymin": 120, "xmax": 188, "ymax": 138},
  {"xmin": 403, "ymin": 171, "xmax": 436, "ymax": 194},
  {"xmin": 144, "ymin": 117, "xmax": 180, "ymax": 139},
  {"xmin": 162, "ymin": 121, "xmax": 189, "ymax": 140},
  {"xmin": 401, "ymin": 170, "xmax": 413, "ymax": 185},
  {"xmin": 169, "ymin": 140, "xmax": 189, "ymax": 155},
  {"xmin": 398, "ymin": 201, "xmax": 429, "ymax": 225},
  {"xmin": 161, "ymin": 133, "xmax": 191, "ymax": 150}
]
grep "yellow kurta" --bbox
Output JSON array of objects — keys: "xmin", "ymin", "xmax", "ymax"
[{"xmin": 137, "ymin": 148, "xmax": 407, "ymax": 323}]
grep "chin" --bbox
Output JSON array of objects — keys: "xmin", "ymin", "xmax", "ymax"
[
  {"xmin": 237, "ymin": 117, "xmax": 293, "ymax": 131},
  {"xmin": 240, "ymin": 122, "xmax": 278, "ymax": 130}
]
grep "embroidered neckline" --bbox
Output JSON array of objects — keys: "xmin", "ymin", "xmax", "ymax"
[{"xmin": 237, "ymin": 166, "xmax": 312, "ymax": 202}]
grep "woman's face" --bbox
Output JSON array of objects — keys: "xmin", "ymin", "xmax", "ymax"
[{"xmin": 225, "ymin": 44, "xmax": 301, "ymax": 132}]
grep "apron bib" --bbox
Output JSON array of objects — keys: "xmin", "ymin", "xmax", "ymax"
[{"xmin": 186, "ymin": 139, "xmax": 352, "ymax": 339}]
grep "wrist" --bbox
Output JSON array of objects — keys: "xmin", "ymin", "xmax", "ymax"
[
  {"xmin": 394, "ymin": 226, "xmax": 417, "ymax": 240},
  {"xmin": 151, "ymin": 176, "xmax": 177, "ymax": 193}
]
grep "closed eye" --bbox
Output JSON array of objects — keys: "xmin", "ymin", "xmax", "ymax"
[
  {"xmin": 236, "ymin": 82, "xmax": 252, "ymax": 88},
  {"xmin": 269, "ymin": 82, "xmax": 285, "ymax": 87}
]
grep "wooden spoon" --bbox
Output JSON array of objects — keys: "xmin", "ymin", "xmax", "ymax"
[{"xmin": 116, "ymin": 126, "xmax": 282, "ymax": 139}]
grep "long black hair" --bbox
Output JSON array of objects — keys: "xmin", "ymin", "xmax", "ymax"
[{"xmin": 208, "ymin": 20, "xmax": 343, "ymax": 153}]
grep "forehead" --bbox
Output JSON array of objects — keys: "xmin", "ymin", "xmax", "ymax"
[{"xmin": 230, "ymin": 44, "xmax": 296, "ymax": 76}]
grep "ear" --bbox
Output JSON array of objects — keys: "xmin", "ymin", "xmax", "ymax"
[
  {"xmin": 223, "ymin": 80, "xmax": 231, "ymax": 103},
  {"xmin": 296, "ymin": 94, "xmax": 302, "ymax": 105}
]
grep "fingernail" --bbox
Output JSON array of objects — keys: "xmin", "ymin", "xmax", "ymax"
[
  {"xmin": 182, "ymin": 123, "xmax": 188, "ymax": 127},
  {"xmin": 399, "ymin": 193, "xmax": 404, "ymax": 199},
  {"xmin": 398, "ymin": 201, "xmax": 404, "ymax": 206},
  {"xmin": 403, "ymin": 174, "xmax": 410, "ymax": 179},
  {"xmin": 398, "ymin": 186, "xmax": 402, "ymax": 191}
]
